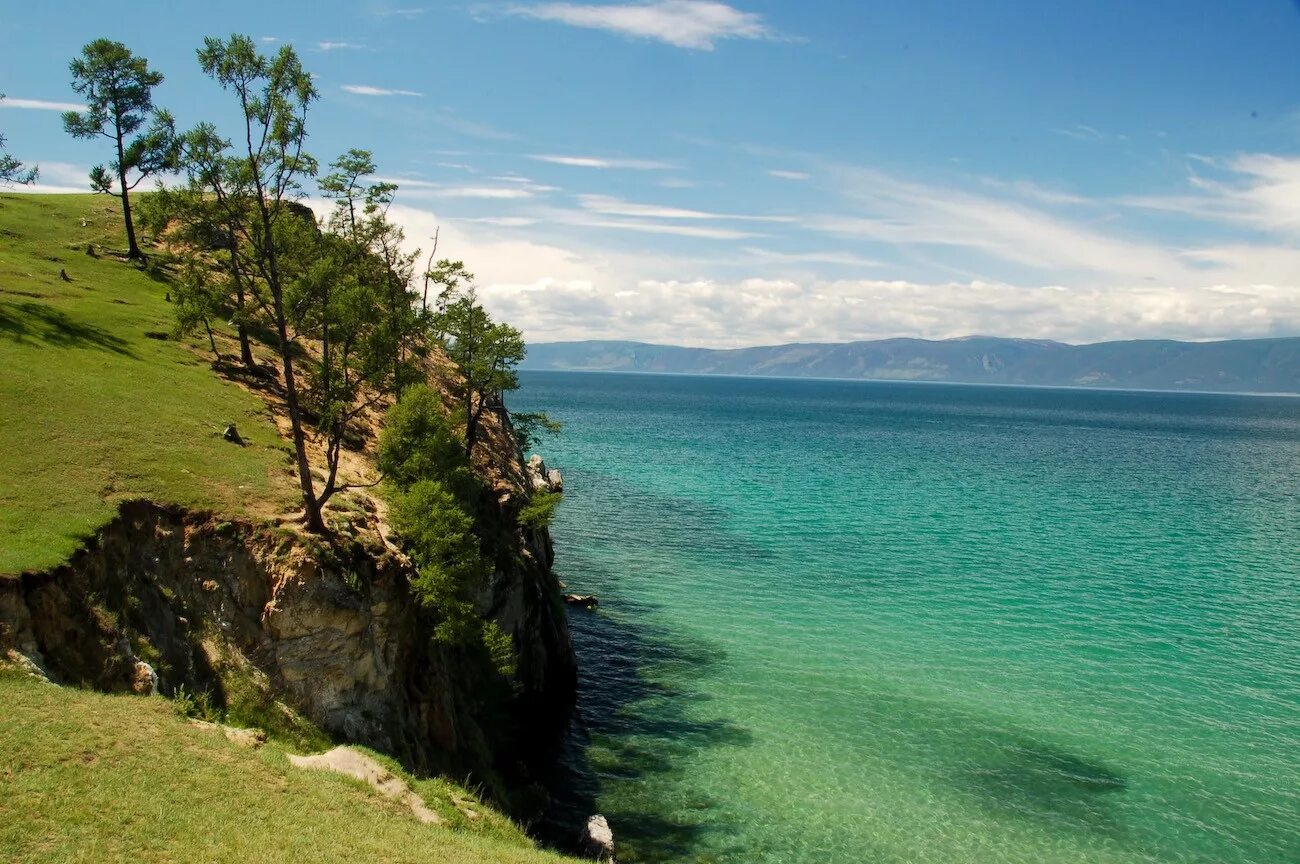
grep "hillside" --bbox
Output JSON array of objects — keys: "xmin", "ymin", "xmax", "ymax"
[
  {"xmin": 0, "ymin": 194, "xmax": 299, "ymax": 574},
  {"xmin": 0, "ymin": 670, "xmax": 577, "ymax": 864},
  {"xmin": 0, "ymin": 194, "xmax": 583, "ymax": 863},
  {"xmin": 522, "ymin": 336, "xmax": 1300, "ymax": 394}
]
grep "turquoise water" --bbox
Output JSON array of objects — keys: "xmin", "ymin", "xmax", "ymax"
[{"xmin": 515, "ymin": 372, "xmax": 1300, "ymax": 864}]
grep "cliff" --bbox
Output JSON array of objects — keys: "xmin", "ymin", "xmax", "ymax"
[
  {"xmin": 1, "ymin": 427, "xmax": 574, "ymax": 812},
  {"xmin": 0, "ymin": 196, "xmax": 577, "ymax": 823}
]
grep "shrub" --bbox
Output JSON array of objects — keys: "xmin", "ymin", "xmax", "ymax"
[
  {"xmin": 378, "ymin": 385, "xmax": 478, "ymax": 505},
  {"xmin": 388, "ymin": 479, "xmax": 490, "ymax": 644},
  {"xmin": 518, "ymin": 490, "xmax": 561, "ymax": 530}
]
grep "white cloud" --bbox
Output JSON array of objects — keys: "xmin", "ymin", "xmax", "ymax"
[
  {"xmin": 362, "ymin": 191, "xmax": 1300, "ymax": 347},
  {"xmin": 341, "ymin": 84, "xmax": 422, "ymax": 97},
  {"xmin": 259, "ymin": 36, "xmax": 279, "ymax": 43},
  {"xmin": 577, "ymin": 193, "xmax": 792, "ymax": 222},
  {"xmin": 742, "ymin": 247, "xmax": 882, "ymax": 269},
  {"xmin": 4, "ymin": 161, "xmax": 89, "ymax": 194},
  {"xmin": 768, "ymin": 169, "xmax": 810, "ymax": 180},
  {"xmin": 436, "ymin": 186, "xmax": 538, "ymax": 199},
  {"xmin": 507, "ymin": 0, "xmax": 773, "ymax": 50},
  {"xmin": 809, "ymin": 164, "xmax": 1193, "ymax": 285},
  {"xmin": 529, "ymin": 153, "xmax": 674, "ymax": 170},
  {"xmin": 1123, "ymin": 153, "xmax": 1300, "ymax": 239},
  {"xmin": 459, "ymin": 216, "xmax": 539, "ymax": 227},
  {"xmin": 375, "ymin": 175, "xmax": 555, "ymax": 199},
  {"xmin": 562, "ymin": 216, "xmax": 764, "ymax": 240},
  {"xmin": 316, "ymin": 41, "xmax": 364, "ymax": 51},
  {"xmin": 0, "ymin": 97, "xmax": 86, "ymax": 112}
]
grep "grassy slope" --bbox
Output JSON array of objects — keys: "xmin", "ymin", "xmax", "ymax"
[
  {"xmin": 0, "ymin": 193, "xmax": 583, "ymax": 863},
  {"xmin": 0, "ymin": 672, "xmax": 576, "ymax": 864},
  {"xmin": 0, "ymin": 193, "xmax": 297, "ymax": 574}
]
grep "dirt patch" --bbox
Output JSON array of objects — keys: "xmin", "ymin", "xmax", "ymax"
[{"xmin": 289, "ymin": 746, "xmax": 444, "ymax": 825}]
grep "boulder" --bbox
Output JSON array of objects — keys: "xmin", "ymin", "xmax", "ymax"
[{"xmin": 582, "ymin": 814, "xmax": 616, "ymax": 862}]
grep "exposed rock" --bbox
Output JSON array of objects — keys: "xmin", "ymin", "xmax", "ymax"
[
  {"xmin": 0, "ymin": 497, "xmax": 576, "ymax": 806},
  {"xmin": 130, "ymin": 659, "xmax": 159, "ymax": 695},
  {"xmin": 563, "ymin": 594, "xmax": 598, "ymax": 609},
  {"xmin": 525, "ymin": 454, "xmax": 564, "ymax": 494},
  {"xmin": 222, "ymin": 424, "xmax": 245, "ymax": 446},
  {"xmin": 290, "ymin": 746, "xmax": 444, "ymax": 825},
  {"xmin": 581, "ymin": 814, "xmax": 616, "ymax": 862}
]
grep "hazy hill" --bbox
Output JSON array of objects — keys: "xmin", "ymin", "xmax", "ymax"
[{"xmin": 522, "ymin": 336, "xmax": 1300, "ymax": 394}]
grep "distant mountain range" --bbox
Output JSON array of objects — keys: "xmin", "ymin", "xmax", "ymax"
[{"xmin": 521, "ymin": 336, "xmax": 1300, "ymax": 394}]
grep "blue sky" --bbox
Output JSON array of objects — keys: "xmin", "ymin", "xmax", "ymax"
[{"xmin": 4, "ymin": 0, "xmax": 1300, "ymax": 346}]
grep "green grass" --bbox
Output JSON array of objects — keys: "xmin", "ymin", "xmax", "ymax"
[
  {"xmin": 0, "ymin": 671, "xmax": 580, "ymax": 864},
  {"xmin": 0, "ymin": 193, "xmax": 298, "ymax": 574}
]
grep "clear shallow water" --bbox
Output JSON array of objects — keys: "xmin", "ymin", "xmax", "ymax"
[{"xmin": 514, "ymin": 372, "xmax": 1300, "ymax": 864}]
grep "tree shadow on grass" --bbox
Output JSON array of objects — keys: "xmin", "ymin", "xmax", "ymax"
[{"xmin": 0, "ymin": 300, "xmax": 136, "ymax": 356}]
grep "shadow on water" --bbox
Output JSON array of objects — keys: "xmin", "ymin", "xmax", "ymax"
[
  {"xmin": 959, "ymin": 732, "xmax": 1129, "ymax": 838},
  {"xmin": 539, "ymin": 594, "xmax": 753, "ymax": 862},
  {"xmin": 0, "ymin": 300, "xmax": 135, "ymax": 356}
]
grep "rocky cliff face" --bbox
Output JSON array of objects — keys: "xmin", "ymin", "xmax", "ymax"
[{"xmin": 0, "ymin": 435, "xmax": 575, "ymax": 813}]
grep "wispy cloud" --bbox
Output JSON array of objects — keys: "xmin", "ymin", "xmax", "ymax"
[
  {"xmin": 564, "ymin": 216, "xmax": 764, "ymax": 240},
  {"xmin": 1052, "ymin": 123, "xmax": 1128, "ymax": 143},
  {"xmin": 259, "ymin": 36, "xmax": 279, "ymax": 44},
  {"xmin": 767, "ymin": 169, "xmax": 810, "ymax": 180},
  {"xmin": 376, "ymin": 175, "xmax": 554, "ymax": 199},
  {"xmin": 374, "ymin": 5, "xmax": 426, "ymax": 17},
  {"xmin": 1122, "ymin": 153, "xmax": 1300, "ymax": 238},
  {"xmin": 437, "ymin": 186, "xmax": 538, "ymax": 199},
  {"xmin": 578, "ymin": 194, "xmax": 792, "ymax": 222},
  {"xmin": 0, "ymin": 97, "xmax": 86, "ymax": 112},
  {"xmin": 506, "ymin": 1, "xmax": 774, "ymax": 50},
  {"xmin": 341, "ymin": 84, "xmax": 422, "ymax": 97},
  {"xmin": 742, "ymin": 247, "xmax": 882, "ymax": 269},
  {"xmin": 433, "ymin": 109, "xmax": 516, "ymax": 141},
  {"xmin": 529, "ymin": 153, "xmax": 674, "ymax": 170},
  {"xmin": 807, "ymin": 164, "xmax": 1190, "ymax": 284},
  {"xmin": 316, "ymin": 40, "xmax": 364, "ymax": 51},
  {"xmin": 459, "ymin": 216, "xmax": 538, "ymax": 227}
]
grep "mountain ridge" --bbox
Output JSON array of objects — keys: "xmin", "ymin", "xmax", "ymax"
[{"xmin": 521, "ymin": 336, "xmax": 1300, "ymax": 394}]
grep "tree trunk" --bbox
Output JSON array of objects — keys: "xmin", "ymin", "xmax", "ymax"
[
  {"xmin": 114, "ymin": 126, "xmax": 141, "ymax": 260},
  {"xmin": 202, "ymin": 317, "xmax": 218, "ymax": 359},
  {"xmin": 273, "ymin": 289, "xmax": 324, "ymax": 533},
  {"xmin": 120, "ymin": 185, "xmax": 141, "ymax": 259},
  {"xmin": 229, "ymin": 251, "xmax": 255, "ymax": 366}
]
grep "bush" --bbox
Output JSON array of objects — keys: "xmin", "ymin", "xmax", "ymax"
[
  {"xmin": 518, "ymin": 490, "xmax": 561, "ymax": 530},
  {"xmin": 388, "ymin": 479, "xmax": 490, "ymax": 645},
  {"xmin": 378, "ymin": 385, "xmax": 478, "ymax": 505}
]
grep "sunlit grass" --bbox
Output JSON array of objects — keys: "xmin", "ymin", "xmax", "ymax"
[
  {"xmin": 0, "ymin": 193, "xmax": 298, "ymax": 574},
  {"xmin": 0, "ymin": 671, "xmax": 579, "ymax": 864}
]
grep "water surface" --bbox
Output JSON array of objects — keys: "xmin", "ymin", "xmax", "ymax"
[{"xmin": 515, "ymin": 372, "xmax": 1300, "ymax": 864}]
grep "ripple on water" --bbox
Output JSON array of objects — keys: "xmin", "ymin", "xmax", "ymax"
[{"xmin": 517, "ymin": 373, "xmax": 1300, "ymax": 864}]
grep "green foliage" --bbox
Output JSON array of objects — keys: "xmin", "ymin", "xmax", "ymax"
[
  {"xmin": 171, "ymin": 684, "xmax": 219, "ymax": 722},
  {"xmin": 434, "ymin": 289, "xmax": 526, "ymax": 456},
  {"xmin": 377, "ymin": 385, "xmax": 478, "ymax": 504},
  {"xmin": 387, "ymin": 479, "xmax": 490, "ymax": 645},
  {"xmin": 482, "ymin": 620, "xmax": 517, "ymax": 679},
  {"xmin": 510, "ymin": 410, "xmax": 562, "ymax": 455},
  {"xmin": 63, "ymin": 39, "xmax": 177, "ymax": 257},
  {"xmin": 518, "ymin": 490, "xmax": 562, "ymax": 531}
]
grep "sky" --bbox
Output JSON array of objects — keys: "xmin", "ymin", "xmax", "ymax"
[{"xmin": 4, "ymin": 0, "xmax": 1300, "ymax": 347}]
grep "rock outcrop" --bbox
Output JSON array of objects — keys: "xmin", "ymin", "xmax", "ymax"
[{"xmin": 0, "ymin": 489, "xmax": 576, "ymax": 811}]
